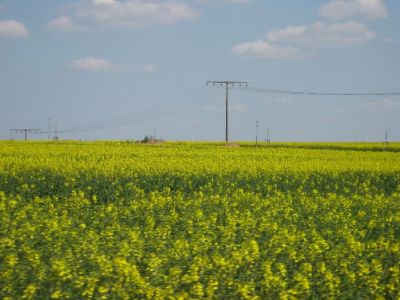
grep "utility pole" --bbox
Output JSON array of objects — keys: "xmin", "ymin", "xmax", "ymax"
[
  {"xmin": 255, "ymin": 120, "xmax": 259, "ymax": 147},
  {"xmin": 53, "ymin": 124, "xmax": 59, "ymax": 142},
  {"xmin": 385, "ymin": 129, "xmax": 389, "ymax": 148},
  {"xmin": 10, "ymin": 129, "xmax": 43, "ymax": 141},
  {"xmin": 266, "ymin": 127, "xmax": 271, "ymax": 144},
  {"xmin": 206, "ymin": 80, "xmax": 248, "ymax": 142},
  {"xmin": 48, "ymin": 119, "xmax": 51, "ymax": 141}
]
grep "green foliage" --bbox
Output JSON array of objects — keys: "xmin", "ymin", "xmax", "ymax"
[
  {"xmin": 143, "ymin": 135, "xmax": 151, "ymax": 143},
  {"xmin": 0, "ymin": 141, "xmax": 399, "ymax": 299}
]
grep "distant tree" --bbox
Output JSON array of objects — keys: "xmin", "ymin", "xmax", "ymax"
[{"xmin": 143, "ymin": 135, "xmax": 150, "ymax": 143}]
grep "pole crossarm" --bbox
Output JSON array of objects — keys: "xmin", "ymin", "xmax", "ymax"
[
  {"xmin": 206, "ymin": 80, "xmax": 248, "ymax": 142},
  {"xmin": 10, "ymin": 129, "xmax": 43, "ymax": 133},
  {"xmin": 207, "ymin": 81, "xmax": 248, "ymax": 88}
]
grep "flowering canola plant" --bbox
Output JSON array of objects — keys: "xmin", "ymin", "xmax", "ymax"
[{"xmin": 0, "ymin": 141, "xmax": 399, "ymax": 299}]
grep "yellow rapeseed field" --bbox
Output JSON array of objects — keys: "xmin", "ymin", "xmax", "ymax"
[{"xmin": 0, "ymin": 141, "xmax": 399, "ymax": 299}]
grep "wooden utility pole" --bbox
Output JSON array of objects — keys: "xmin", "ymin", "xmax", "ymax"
[{"xmin": 206, "ymin": 81, "xmax": 248, "ymax": 142}]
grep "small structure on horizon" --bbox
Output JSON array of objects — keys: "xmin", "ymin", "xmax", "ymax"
[
  {"xmin": 384, "ymin": 129, "xmax": 389, "ymax": 149},
  {"xmin": 140, "ymin": 135, "xmax": 164, "ymax": 144},
  {"xmin": 265, "ymin": 128, "xmax": 271, "ymax": 146}
]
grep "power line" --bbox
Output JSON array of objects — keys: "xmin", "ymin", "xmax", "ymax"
[
  {"xmin": 59, "ymin": 87, "xmax": 220, "ymax": 134},
  {"xmin": 59, "ymin": 88, "xmax": 208, "ymax": 133},
  {"xmin": 10, "ymin": 129, "xmax": 43, "ymax": 141},
  {"xmin": 234, "ymin": 86, "xmax": 400, "ymax": 96}
]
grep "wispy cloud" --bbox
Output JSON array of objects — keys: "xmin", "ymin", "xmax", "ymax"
[
  {"xmin": 196, "ymin": 0, "xmax": 253, "ymax": 3},
  {"xmin": 93, "ymin": 0, "xmax": 116, "ymax": 4},
  {"xmin": 267, "ymin": 21, "xmax": 375, "ymax": 47},
  {"xmin": 71, "ymin": 57, "xmax": 122, "ymax": 72},
  {"xmin": 233, "ymin": 21, "xmax": 375, "ymax": 59},
  {"xmin": 320, "ymin": 0, "xmax": 388, "ymax": 20},
  {"xmin": 76, "ymin": 0, "xmax": 198, "ymax": 28},
  {"xmin": 202, "ymin": 103, "xmax": 247, "ymax": 113},
  {"xmin": 0, "ymin": 20, "xmax": 29, "ymax": 38},
  {"xmin": 223, "ymin": 0, "xmax": 252, "ymax": 3},
  {"xmin": 231, "ymin": 104, "xmax": 248, "ymax": 113},
  {"xmin": 366, "ymin": 99, "xmax": 400, "ymax": 109},
  {"xmin": 138, "ymin": 64, "xmax": 157, "ymax": 72},
  {"xmin": 45, "ymin": 16, "xmax": 85, "ymax": 33},
  {"xmin": 71, "ymin": 57, "xmax": 157, "ymax": 73},
  {"xmin": 127, "ymin": 64, "xmax": 158, "ymax": 72},
  {"xmin": 232, "ymin": 40, "xmax": 301, "ymax": 59},
  {"xmin": 49, "ymin": 0, "xmax": 198, "ymax": 31}
]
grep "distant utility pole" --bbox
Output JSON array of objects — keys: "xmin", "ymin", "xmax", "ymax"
[
  {"xmin": 255, "ymin": 120, "xmax": 259, "ymax": 147},
  {"xmin": 10, "ymin": 129, "xmax": 42, "ymax": 141},
  {"xmin": 53, "ymin": 124, "xmax": 59, "ymax": 142},
  {"xmin": 206, "ymin": 80, "xmax": 248, "ymax": 142},
  {"xmin": 385, "ymin": 129, "xmax": 389, "ymax": 148},
  {"xmin": 48, "ymin": 119, "xmax": 51, "ymax": 141}
]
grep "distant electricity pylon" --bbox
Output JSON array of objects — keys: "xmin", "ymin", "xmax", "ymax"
[
  {"xmin": 10, "ymin": 129, "xmax": 43, "ymax": 141},
  {"xmin": 206, "ymin": 80, "xmax": 248, "ymax": 142}
]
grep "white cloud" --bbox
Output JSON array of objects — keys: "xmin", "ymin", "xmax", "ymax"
[
  {"xmin": 233, "ymin": 21, "xmax": 375, "ymax": 59},
  {"xmin": 224, "ymin": 0, "xmax": 252, "ymax": 3},
  {"xmin": 232, "ymin": 40, "xmax": 301, "ymax": 59},
  {"xmin": 71, "ymin": 57, "xmax": 157, "ymax": 73},
  {"xmin": 320, "ymin": 0, "xmax": 388, "ymax": 20},
  {"xmin": 366, "ymin": 99, "xmax": 400, "ymax": 109},
  {"xmin": 194, "ymin": 0, "xmax": 254, "ymax": 4},
  {"xmin": 267, "ymin": 21, "xmax": 375, "ymax": 48},
  {"xmin": 0, "ymin": 20, "xmax": 29, "ymax": 38},
  {"xmin": 71, "ymin": 57, "xmax": 122, "ymax": 72},
  {"xmin": 72, "ymin": 0, "xmax": 198, "ymax": 29},
  {"xmin": 46, "ymin": 16, "xmax": 84, "ymax": 32},
  {"xmin": 93, "ymin": 0, "xmax": 117, "ymax": 4},
  {"xmin": 196, "ymin": 0, "xmax": 252, "ymax": 3}
]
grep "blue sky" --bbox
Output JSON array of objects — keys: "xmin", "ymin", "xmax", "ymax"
[{"xmin": 0, "ymin": 0, "xmax": 399, "ymax": 141}]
